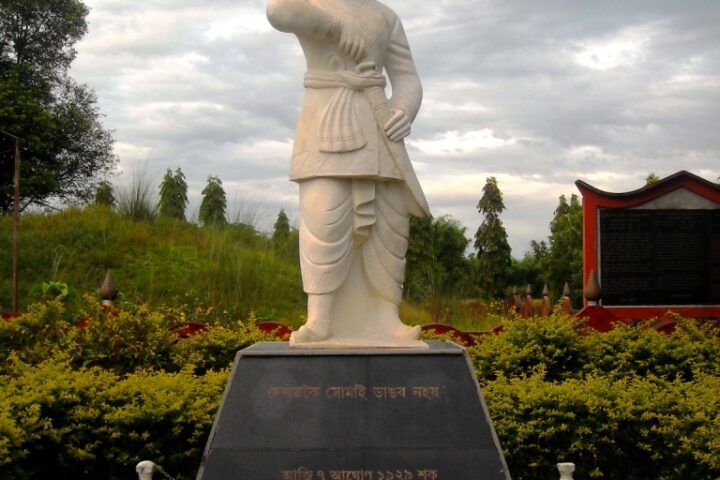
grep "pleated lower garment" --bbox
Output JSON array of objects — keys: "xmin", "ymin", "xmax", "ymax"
[{"xmin": 298, "ymin": 177, "xmax": 409, "ymax": 305}]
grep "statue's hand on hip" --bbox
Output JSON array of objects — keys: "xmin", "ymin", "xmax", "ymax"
[
  {"xmin": 338, "ymin": 20, "xmax": 365, "ymax": 61},
  {"xmin": 384, "ymin": 109, "xmax": 411, "ymax": 142}
]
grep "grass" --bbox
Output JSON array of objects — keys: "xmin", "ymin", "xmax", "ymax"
[
  {"xmin": 115, "ymin": 166, "xmax": 159, "ymax": 222},
  {"xmin": 0, "ymin": 206, "xmax": 305, "ymax": 324},
  {"xmin": 401, "ymin": 298, "xmax": 503, "ymax": 331}
]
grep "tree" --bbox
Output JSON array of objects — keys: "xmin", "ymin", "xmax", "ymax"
[
  {"xmin": 547, "ymin": 194, "xmax": 583, "ymax": 301},
  {"xmin": 0, "ymin": 0, "xmax": 116, "ymax": 214},
  {"xmin": 272, "ymin": 208, "xmax": 298, "ymax": 260},
  {"xmin": 645, "ymin": 172, "xmax": 660, "ymax": 185},
  {"xmin": 272, "ymin": 208, "xmax": 290, "ymax": 244},
  {"xmin": 158, "ymin": 168, "xmax": 188, "ymax": 220},
  {"xmin": 405, "ymin": 215, "xmax": 471, "ymax": 301},
  {"xmin": 509, "ymin": 239, "xmax": 549, "ymax": 295},
  {"xmin": 94, "ymin": 180, "xmax": 115, "ymax": 208},
  {"xmin": 199, "ymin": 176, "xmax": 226, "ymax": 226},
  {"xmin": 473, "ymin": 176, "xmax": 512, "ymax": 298}
]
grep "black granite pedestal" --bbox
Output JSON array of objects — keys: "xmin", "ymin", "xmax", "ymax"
[{"xmin": 196, "ymin": 341, "xmax": 510, "ymax": 480}]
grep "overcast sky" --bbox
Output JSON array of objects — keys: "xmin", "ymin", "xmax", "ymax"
[{"xmin": 69, "ymin": 0, "xmax": 720, "ymax": 256}]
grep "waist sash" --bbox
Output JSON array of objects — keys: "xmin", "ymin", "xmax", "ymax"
[{"xmin": 304, "ymin": 70, "xmax": 385, "ymax": 153}]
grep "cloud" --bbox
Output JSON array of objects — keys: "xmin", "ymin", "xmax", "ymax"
[
  {"xmin": 72, "ymin": 0, "xmax": 720, "ymax": 254},
  {"xmin": 409, "ymin": 129, "xmax": 515, "ymax": 156},
  {"xmin": 573, "ymin": 24, "xmax": 656, "ymax": 71}
]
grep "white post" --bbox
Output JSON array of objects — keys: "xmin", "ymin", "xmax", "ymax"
[
  {"xmin": 136, "ymin": 460, "xmax": 156, "ymax": 480},
  {"xmin": 557, "ymin": 462, "xmax": 575, "ymax": 480}
]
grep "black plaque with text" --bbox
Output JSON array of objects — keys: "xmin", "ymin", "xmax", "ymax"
[
  {"xmin": 196, "ymin": 341, "xmax": 510, "ymax": 480},
  {"xmin": 599, "ymin": 209, "xmax": 720, "ymax": 305}
]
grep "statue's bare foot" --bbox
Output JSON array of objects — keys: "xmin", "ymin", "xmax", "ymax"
[
  {"xmin": 291, "ymin": 324, "xmax": 329, "ymax": 344},
  {"xmin": 392, "ymin": 324, "xmax": 421, "ymax": 340}
]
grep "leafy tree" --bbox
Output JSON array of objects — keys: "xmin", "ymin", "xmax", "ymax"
[
  {"xmin": 509, "ymin": 239, "xmax": 549, "ymax": 296},
  {"xmin": 94, "ymin": 180, "xmax": 115, "ymax": 208},
  {"xmin": 473, "ymin": 177, "xmax": 512, "ymax": 298},
  {"xmin": 199, "ymin": 176, "xmax": 226, "ymax": 226},
  {"xmin": 406, "ymin": 215, "xmax": 471, "ymax": 301},
  {"xmin": 0, "ymin": 0, "xmax": 116, "ymax": 213},
  {"xmin": 158, "ymin": 168, "xmax": 188, "ymax": 221},
  {"xmin": 547, "ymin": 194, "xmax": 582, "ymax": 301},
  {"xmin": 272, "ymin": 208, "xmax": 290, "ymax": 243},
  {"xmin": 405, "ymin": 216, "xmax": 442, "ymax": 301},
  {"xmin": 646, "ymin": 172, "xmax": 660, "ymax": 185},
  {"xmin": 271, "ymin": 208, "xmax": 298, "ymax": 261}
]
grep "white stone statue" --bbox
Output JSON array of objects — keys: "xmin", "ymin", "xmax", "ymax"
[{"xmin": 267, "ymin": 0, "xmax": 430, "ymax": 348}]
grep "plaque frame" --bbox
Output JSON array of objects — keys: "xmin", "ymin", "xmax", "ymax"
[{"xmin": 576, "ymin": 170, "xmax": 720, "ymax": 320}]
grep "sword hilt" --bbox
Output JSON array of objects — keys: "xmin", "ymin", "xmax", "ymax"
[{"xmin": 355, "ymin": 61, "xmax": 395, "ymax": 133}]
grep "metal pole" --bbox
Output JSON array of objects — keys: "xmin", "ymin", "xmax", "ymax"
[
  {"xmin": 1, "ymin": 130, "xmax": 20, "ymax": 313},
  {"xmin": 12, "ymin": 136, "xmax": 20, "ymax": 313}
]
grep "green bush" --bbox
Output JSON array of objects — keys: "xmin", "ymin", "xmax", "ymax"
[
  {"xmin": 582, "ymin": 319, "xmax": 720, "ymax": 381},
  {"xmin": 0, "ymin": 297, "xmax": 179, "ymax": 375},
  {"xmin": 0, "ymin": 300, "xmax": 75, "ymax": 372},
  {"xmin": 1, "ymin": 356, "xmax": 117, "ymax": 478},
  {"xmin": 468, "ymin": 313, "xmax": 720, "ymax": 478},
  {"xmin": 1, "ymin": 356, "xmax": 226, "ymax": 480},
  {"xmin": 470, "ymin": 312, "xmax": 720, "ymax": 384},
  {"xmin": 471, "ymin": 312, "xmax": 588, "ymax": 384},
  {"xmin": 99, "ymin": 368, "xmax": 226, "ymax": 480},
  {"xmin": 172, "ymin": 316, "xmax": 284, "ymax": 375},
  {"xmin": 485, "ymin": 373, "xmax": 720, "ymax": 479},
  {"xmin": 69, "ymin": 298, "xmax": 178, "ymax": 374},
  {"xmin": 1, "ymin": 296, "xmax": 282, "ymax": 376}
]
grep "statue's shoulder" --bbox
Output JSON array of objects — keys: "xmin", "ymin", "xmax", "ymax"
[{"xmin": 372, "ymin": 0, "xmax": 400, "ymax": 25}]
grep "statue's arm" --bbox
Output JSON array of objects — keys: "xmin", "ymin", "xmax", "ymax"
[
  {"xmin": 383, "ymin": 15, "xmax": 423, "ymax": 141},
  {"xmin": 266, "ymin": 0, "xmax": 366, "ymax": 61},
  {"xmin": 266, "ymin": 0, "xmax": 339, "ymax": 38}
]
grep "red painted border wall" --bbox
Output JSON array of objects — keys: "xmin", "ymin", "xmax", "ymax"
[{"xmin": 576, "ymin": 170, "xmax": 720, "ymax": 319}]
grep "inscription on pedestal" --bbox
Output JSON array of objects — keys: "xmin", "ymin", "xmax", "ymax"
[
  {"xmin": 599, "ymin": 209, "xmax": 720, "ymax": 305},
  {"xmin": 280, "ymin": 467, "xmax": 439, "ymax": 479}
]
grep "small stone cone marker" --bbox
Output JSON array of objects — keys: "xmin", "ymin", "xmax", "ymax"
[
  {"xmin": 100, "ymin": 269, "xmax": 119, "ymax": 306},
  {"xmin": 584, "ymin": 269, "xmax": 601, "ymax": 305}
]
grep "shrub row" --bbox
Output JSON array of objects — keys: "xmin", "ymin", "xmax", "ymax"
[
  {"xmin": 470, "ymin": 312, "xmax": 720, "ymax": 384},
  {"xmin": 1, "ymin": 356, "xmax": 226, "ymax": 480},
  {"xmin": 467, "ymin": 312, "xmax": 720, "ymax": 478},
  {"xmin": 0, "ymin": 297, "xmax": 278, "ymax": 376},
  {"xmin": 484, "ymin": 373, "xmax": 720, "ymax": 479}
]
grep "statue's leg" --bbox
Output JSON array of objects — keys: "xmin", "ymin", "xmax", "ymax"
[
  {"xmin": 362, "ymin": 181, "xmax": 421, "ymax": 340},
  {"xmin": 294, "ymin": 177, "xmax": 354, "ymax": 342}
]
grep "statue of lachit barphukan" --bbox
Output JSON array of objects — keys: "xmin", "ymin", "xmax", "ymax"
[{"xmin": 267, "ymin": 0, "xmax": 430, "ymax": 348}]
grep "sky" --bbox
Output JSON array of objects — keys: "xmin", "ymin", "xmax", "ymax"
[{"xmin": 69, "ymin": 0, "xmax": 720, "ymax": 256}]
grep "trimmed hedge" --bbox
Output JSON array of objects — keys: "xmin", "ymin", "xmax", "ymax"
[
  {"xmin": 0, "ymin": 297, "xmax": 276, "ymax": 376},
  {"xmin": 1, "ymin": 356, "xmax": 225, "ymax": 480},
  {"xmin": 485, "ymin": 373, "xmax": 720, "ymax": 479},
  {"xmin": 469, "ymin": 312, "xmax": 720, "ymax": 478},
  {"xmin": 471, "ymin": 313, "xmax": 720, "ymax": 385}
]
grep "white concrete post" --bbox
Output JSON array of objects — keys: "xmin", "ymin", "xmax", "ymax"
[
  {"xmin": 558, "ymin": 462, "xmax": 575, "ymax": 479},
  {"xmin": 136, "ymin": 460, "xmax": 156, "ymax": 480}
]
